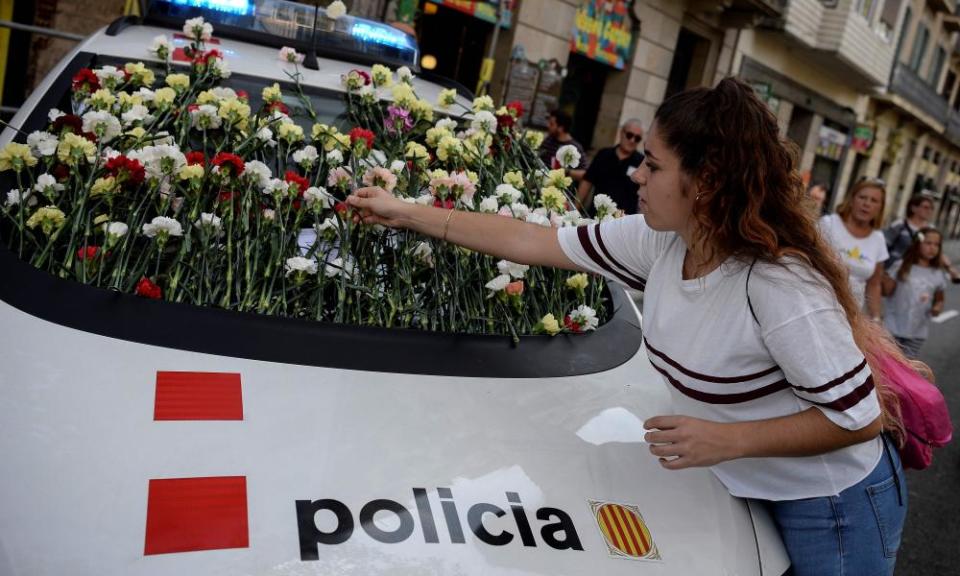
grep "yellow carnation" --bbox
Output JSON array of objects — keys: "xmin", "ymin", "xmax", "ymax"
[
  {"xmin": 90, "ymin": 176, "xmax": 118, "ymax": 198},
  {"xmin": 277, "ymin": 122, "xmax": 305, "ymax": 143},
  {"xmin": 152, "ymin": 87, "xmax": 176, "ymax": 107},
  {"xmin": 56, "ymin": 133, "xmax": 97, "ymax": 165},
  {"xmin": 178, "ymin": 164, "xmax": 205, "ymax": 181},
  {"xmin": 165, "ymin": 73, "xmax": 190, "ymax": 91},
  {"xmin": 26, "ymin": 206, "xmax": 66, "ymax": 236},
  {"xmin": 124, "ymin": 62, "xmax": 155, "ymax": 86},
  {"xmin": 565, "ymin": 273, "xmax": 589, "ymax": 292},
  {"xmin": 0, "ymin": 143, "xmax": 38, "ymax": 172},
  {"xmin": 88, "ymin": 89, "xmax": 116, "ymax": 110},
  {"xmin": 262, "ymin": 83, "xmax": 282, "ymax": 103}
]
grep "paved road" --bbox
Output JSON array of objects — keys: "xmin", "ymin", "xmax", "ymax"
[{"xmin": 895, "ymin": 240, "xmax": 960, "ymax": 574}]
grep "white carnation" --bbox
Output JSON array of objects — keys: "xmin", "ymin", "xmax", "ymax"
[
  {"xmin": 121, "ymin": 104, "xmax": 152, "ymax": 126},
  {"xmin": 194, "ymin": 212, "xmax": 222, "ymax": 231},
  {"xmin": 303, "ymin": 186, "xmax": 333, "ymax": 208},
  {"xmin": 27, "ymin": 131, "xmax": 58, "ymax": 156},
  {"xmin": 34, "ymin": 173, "xmax": 64, "ymax": 196},
  {"xmin": 568, "ymin": 304, "xmax": 599, "ymax": 331},
  {"xmin": 497, "ymin": 260, "xmax": 529, "ymax": 279},
  {"xmin": 81, "ymin": 111, "xmax": 122, "ymax": 142},
  {"xmin": 525, "ymin": 212, "xmax": 551, "ymax": 227},
  {"xmin": 412, "ymin": 241, "xmax": 434, "ymax": 268},
  {"xmin": 285, "ymin": 256, "xmax": 318, "ymax": 276},
  {"xmin": 243, "ymin": 160, "xmax": 272, "ymax": 189},
  {"xmin": 48, "ymin": 109, "xmax": 65, "ymax": 122},
  {"xmin": 326, "ymin": 0, "xmax": 347, "ymax": 19},
  {"xmin": 105, "ymin": 221, "xmax": 128, "ymax": 238},
  {"xmin": 495, "ymin": 184, "xmax": 522, "ymax": 203},
  {"xmin": 142, "ymin": 216, "xmax": 183, "ymax": 238},
  {"xmin": 183, "ymin": 16, "xmax": 213, "ymax": 41},
  {"xmin": 435, "ymin": 118, "xmax": 458, "ymax": 132},
  {"xmin": 326, "ymin": 149, "xmax": 344, "ymax": 166},
  {"xmin": 292, "ymin": 145, "xmax": 319, "ymax": 166},
  {"xmin": 555, "ymin": 144, "xmax": 581, "ymax": 169},
  {"xmin": 478, "ymin": 196, "xmax": 499, "ymax": 213},
  {"xmin": 485, "ymin": 274, "xmax": 512, "ymax": 293},
  {"xmin": 470, "ymin": 111, "xmax": 497, "ymax": 133}
]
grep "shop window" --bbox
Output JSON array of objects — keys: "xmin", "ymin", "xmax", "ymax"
[
  {"xmin": 923, "ymin": 146, "xmax": 932, "ymax": 160},
  {"xmin": 943, "ymin": 70, "xmax": 956, "ymax": 98}
]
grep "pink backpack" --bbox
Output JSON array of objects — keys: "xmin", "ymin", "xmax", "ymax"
[{"xmin": 875, "ymin": 354, "xmax": 953, "ymax": 470}]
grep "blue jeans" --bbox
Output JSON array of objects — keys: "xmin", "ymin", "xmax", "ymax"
[{"xmin": 760, "ymin": 436, "xmax": 907, "ymax": 576}]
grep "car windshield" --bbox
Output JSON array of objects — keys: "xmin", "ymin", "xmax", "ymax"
[{"xmin": 0, "ymin": 44, "xmax": 637, "ymax": 376}]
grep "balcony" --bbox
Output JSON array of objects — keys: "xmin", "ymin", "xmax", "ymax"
[
  {"xmin": 765, "ymin": 0, "xmax": 898, "ymax": 87},
  {"xmin": 926, "ymin": 0, "xmax": 955, "ymax": 14},
  {"xmin": 688, "ymin": 0, "xmax": 786, "ymax": 28},
  {"xmin": 889, "ymin": 62, "xmax": 950, "ymax": 129},
  {"xmin": 947, "ymin": 109, "xmax": 960, "ymax": 144},
  {"xmin": 944, "ymin": 14, "xmax": 960, "ymax": 33}
]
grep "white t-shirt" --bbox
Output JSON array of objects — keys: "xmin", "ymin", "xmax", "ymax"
[
  {"xmin": 884, "ymin": 261, "xmax": 949, "ymax": 340},
  {"xmin": 819, "ymin": 213, "xmax": 888, "ymax": 307},
  {"xmin": 558, "ymin": 216, "xmax": 882, "ymax": 501}
]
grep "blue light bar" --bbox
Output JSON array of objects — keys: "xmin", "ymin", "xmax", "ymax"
[
  {"xmin": 350, "ymin": 22, "xmax": 416, "ymax": 52},
  {"xmin": 168, "ymin": 0, "xmax": 253, "ymax": 16}
]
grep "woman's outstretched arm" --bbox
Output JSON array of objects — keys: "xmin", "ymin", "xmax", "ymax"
[{"xmin": 347, "ymin": 186, "xmax": 581, "ymax": 270}]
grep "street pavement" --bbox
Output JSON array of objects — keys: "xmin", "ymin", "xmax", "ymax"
[{"xmin": 895, "ymin": 239, "xmax": 960, "ymax": 574}]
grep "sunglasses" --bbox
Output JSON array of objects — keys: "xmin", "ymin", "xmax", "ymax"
[{"xmin": 623, "ymin": 131, "xmax": 643, "ymax": 143}]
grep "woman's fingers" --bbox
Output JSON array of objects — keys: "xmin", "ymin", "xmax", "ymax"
[
  {"xmin": 644, "ymin": 429, "xmax": 680, "ymax": 444},
  {"xmin": 644, "ymin": 415, "xmax": 683, "ymax": 431}
]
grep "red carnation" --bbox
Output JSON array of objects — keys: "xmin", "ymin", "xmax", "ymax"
[
  {"xmin": 334, "ymin": 201, "xmax": 350, "ymax": 215},
  {"xmin": 349, "ymin": 127, "xmax": 375, "ymax": 150},
  {"xmin": 284, "ymin": 170, "xmax": 310, "ymax": 196},
  {"xmin": 218, "ymin": 191, "xmax": 236, "ymax": 204},
  {"xmin": 496, "ymin": 113, "xmax": 515, "ymax": 130},
  {"xmin": 135, "ymin": 277, "xmax": 162, "ymax": 299},
  {"xmin": 185, "ymin": 151, "xmax": 206, "ymax": 166},
  {"xmin": 212, "ymin": 152, "xmax": 245, "ymax": 175},
  {"xmin": 52, "ymin": 114, "xmax": 83, "ymax": 135},
  {"xmin": 104, "ymin": 155, "xmax": 145, "ymax": 187},
  {"xmin": 506, "ymin": 101, "xmax": 524, "ymax": 118},
  {"xmin": 563, "ymin": 315, "xmax": 582, "ymax": 333},
  {"xmin": 186, "ymin": 103, "xmax": 200, "ymax": 113},
  {"xmin": 76, "ymin": 246, "xmax": 101, "ymax": 261},
  {"xmin": 433, "ymin": 198, "xmax": 455, "ymax": 210},
  {"xmin": 266, "ymin": 101, "xmax": 290, "ymax": 115},
  {"xmin": 203, "ymin": 49, "xmax": 223, "ymax": 63},
  {"xmin": 71, "ymin": 68, "xmax": 100, "ymax": 93},
  {"xmin": 235, "ymin": 89, "xmax": 249, "ymax": 100}
]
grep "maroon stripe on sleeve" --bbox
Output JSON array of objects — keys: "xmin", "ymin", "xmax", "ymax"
[
  {"xmin": 805, "ymin": 375, "xmax": 875, "ymax": 412},
  {"xmin": 796, "ymin": 358, "xmax": 869, "ymax": 394},
  {"xmin": 576, "ymin": 226, "xmax": 646, "ymax": 290},
  {"xmin": 650, "ymin": 362, "xmax": 790, "ymax": 404},
  {"xmin": 593, "ymin": 224, "xmax": 647, "ymax": 289},
  {"xmin": 644, "ymin": 338, "xmax": 780, "ymax": 383}
]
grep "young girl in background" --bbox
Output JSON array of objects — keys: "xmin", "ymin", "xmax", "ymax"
[{"xmin": 882, "ymin": 227, "xmax": 950, "ymax": 358}]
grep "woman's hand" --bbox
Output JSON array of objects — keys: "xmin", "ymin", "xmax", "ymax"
[
  {"xmin": 644, "ymin": 415, "xmax": 741, "ymax": 470},
  {"xmin": 346, "ymin": 186, "xmax": 412, "ymax": 228}
]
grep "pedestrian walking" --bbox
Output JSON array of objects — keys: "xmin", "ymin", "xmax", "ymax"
[
  {"xmin": 538, "ymin": 109, "xmax": 586, "ymax": 181},
  {"xmin": 806, "ymin": 181, "xmax": 828, "ymax": 215},
  {"xmin": 884, "ymin": 194, "xmax": 935, "ymax": 269},
  {"xmin": 347, "ymin": 77, "xmax": 907, "ymax": 576},
  {"xmin": 882, "ymin": 227, "xmax": 950, "ymax": 358},
  {"xmin": 819, "ymin": 179, "xmax": 889, "ymax": 321},
  {"xmin": 576, "ymin": 119, "xmax": 645, "ymax": 215}
]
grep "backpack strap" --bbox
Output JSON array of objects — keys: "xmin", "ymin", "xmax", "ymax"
[{"xmin": 746, "ymin": 257, "xmax": 760, "ymax": 327}]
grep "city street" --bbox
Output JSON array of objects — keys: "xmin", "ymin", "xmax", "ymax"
[{"xmin": 896, "ymin": 240, "xmax": 960, "ymax": 574}]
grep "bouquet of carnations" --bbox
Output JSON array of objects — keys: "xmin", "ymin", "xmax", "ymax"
[{"xmin": 0, "ymin": 17, "xmax": 625, "ymax": 339}]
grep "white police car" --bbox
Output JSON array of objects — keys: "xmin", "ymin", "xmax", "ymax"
[{"xmin": 0, "ymin": 1, "xmax": 789, "ymax": 574}]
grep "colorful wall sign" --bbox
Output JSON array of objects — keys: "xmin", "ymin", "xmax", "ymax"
[
  {"xmin": 427, "ymin": 0, "xmax": 514, "ymax": 28},
  {"xmin": 570, "ymin": 0, "xmax": 634, "ymax": 70},
  {"xmin": 851, "ymin": 124, "xmax": 876, "ymax": 153}
]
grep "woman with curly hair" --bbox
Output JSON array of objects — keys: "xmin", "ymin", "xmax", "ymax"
[{"xmin": 347, "ymin": 77, "xmax": 907, "ymax": 575}]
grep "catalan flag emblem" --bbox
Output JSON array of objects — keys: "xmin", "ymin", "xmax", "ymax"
[{"xmin": 589, "ymin": 500, "xmax": 660, "ymax": 561}]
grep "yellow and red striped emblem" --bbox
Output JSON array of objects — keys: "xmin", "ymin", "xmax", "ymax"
[{"xmin": 590, "ymin": 500, "xmax": 660, "ymax": 560}]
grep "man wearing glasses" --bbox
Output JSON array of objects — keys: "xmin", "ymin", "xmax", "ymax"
[{"xmin": 576, "ymin": 119, "xmax": 645, "ymax": 215}]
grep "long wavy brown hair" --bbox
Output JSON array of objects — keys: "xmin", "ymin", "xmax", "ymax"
[{"xmin": 653, "ymin": 77, "xmax": 911, "ymax": 438}]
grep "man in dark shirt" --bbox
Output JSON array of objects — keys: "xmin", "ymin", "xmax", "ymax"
[
  {"xmin": 538, "ymin": 109, "xmax": 587, "ymax": 180},
  {"xmin": 577, "ymin": 119, "xmax": 644, "ymax": 215}
]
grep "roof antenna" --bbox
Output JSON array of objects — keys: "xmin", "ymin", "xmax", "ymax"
[{"xmin": 303, "ymin": 0, "xmax": 320, "ymax": 70}]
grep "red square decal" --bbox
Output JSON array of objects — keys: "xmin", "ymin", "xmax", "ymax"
[
  {"xmin": 144, "ymin": 476, "xmax": 249, "ymax": 555},
  {"xmin": 154, "ymin": 371, "xmax": 243, "ymax": 421}
]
